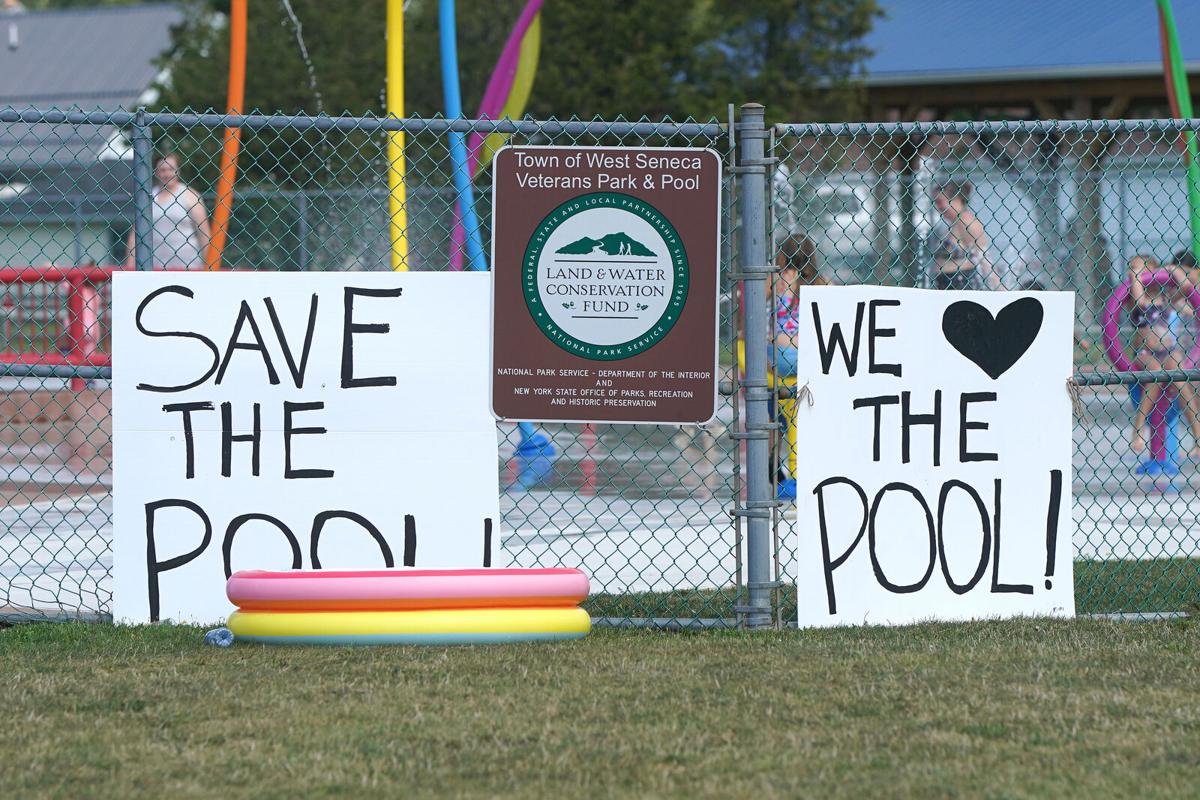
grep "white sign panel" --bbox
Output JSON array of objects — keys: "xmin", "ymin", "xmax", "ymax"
[
  {"xmin": 793, "ymin": 287, "xmax": 1075, "ymax": 627},
  {"xmin": 113, "ymin": 272, "xmax": 501, "ymax": 624}
]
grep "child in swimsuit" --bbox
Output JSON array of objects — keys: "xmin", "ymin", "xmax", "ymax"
[
  {"xmin": 771, "ymin": 234, "xmax": 827, "ymax": 377},
  {"xmin": 1128, "ymin": 255, "xmax": 1200, "ymax": 455}
]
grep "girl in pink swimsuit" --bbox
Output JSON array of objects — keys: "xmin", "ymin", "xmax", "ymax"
[{"xmin": 1128, "ymin": 255, "xmax": 1200, "ymax": 455}]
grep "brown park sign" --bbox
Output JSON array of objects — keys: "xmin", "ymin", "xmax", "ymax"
[{"xmin": 491, "ymin": 146, "xmax": 721, "ymax": 424}]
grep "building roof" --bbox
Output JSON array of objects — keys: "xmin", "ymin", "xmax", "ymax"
[
  {"xmin": 863, "ymin": 0, "xmax": 1200, "ymax": 86},
  {"xmin": 0, "ymin": 161, "xmax": 134, "ymax": 223},
  {"xmin": 0, "ymin": 3, "xmax": 180, "ymax": 166},
  {"xmin": 0, "ymin": 2, "xmax": 180, "ymax": 107}
]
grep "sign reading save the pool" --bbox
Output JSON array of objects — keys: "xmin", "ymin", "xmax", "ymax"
[
  {"xmin": 793, "ymin": 287, "xmax": 1076, "ymax": 627},
  {"xmin": 491, "ymin": 146, "xmax": 721, "ymax": 425},
  {"xmin": 111, "ymin": 272, "xmax": 501, "ymax": 624}
]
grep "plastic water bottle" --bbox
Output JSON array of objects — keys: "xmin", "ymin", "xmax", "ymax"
[{"xmin": 204, "ymin": 627, "xmax": 234, "ymax": 647}]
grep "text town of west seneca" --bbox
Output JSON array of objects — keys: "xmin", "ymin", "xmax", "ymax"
[{"xmin": 512, "ymin": 150, "xmax": 707, "ymax": 191}]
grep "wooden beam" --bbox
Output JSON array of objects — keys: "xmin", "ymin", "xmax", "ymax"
[
  {"xmin": 1033, "ymin": 99, "xmax": 1060, "ymax": 119},
  {"xmin": 867, "ymin": 76, "xmax": 1167, "ymax": 108},
  {"xmin": 1102, "ymin": 94, "xmax": 1131, "ymax": 119}
]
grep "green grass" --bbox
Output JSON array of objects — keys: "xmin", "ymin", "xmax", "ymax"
[
  {"xmin": 1075, "ymin": 558, "xmax": 1200, "ymax": 614},
  {"xmin": 2, "ymin": 620, "xmax": 1199, "ymax": 798},
  {"xmin": 586, "ymin": 558, "xmax": 1200, "ymax": 622}
]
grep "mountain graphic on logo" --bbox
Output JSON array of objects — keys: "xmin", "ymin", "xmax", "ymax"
[{"xmin": 556, "ymin": 232, "xmax": 656, "ymax": 257}]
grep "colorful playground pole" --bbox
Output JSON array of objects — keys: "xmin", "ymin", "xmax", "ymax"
[
  {"xmin": 449, "ymin": 0, "xmax": 543, "ymax": 270},
  {"xmin": 440, "ymin": 0, "xmax": 548, "ymax": 467},
  {"xmin": 1146, "ymin": 0, "xmax": 1199, "ymax": 480},
  {"xmin": 205, "ymin": 0, "xmax": 247, "ymax": 271},
  {"xmin": 468, "ymin": 0, "xmax": 544, "ymax": 178},
  {"xmin": 1158, "ymin": 0, "xmax": 1200, "ymax": 259},
  {"xmin": 386, "ymin": 0, "xmax": 409, "ymax": 271},
  {"xmin": 438, "ymin": 0, "xmax": 488, "ymax": 273}
]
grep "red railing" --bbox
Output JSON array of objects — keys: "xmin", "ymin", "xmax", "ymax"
[{"xmin": 0, "ymin": 265, "xmax": 121, "ymax": 390}]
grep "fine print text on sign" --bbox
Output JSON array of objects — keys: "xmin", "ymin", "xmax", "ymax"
[
  {"xmin": 492, "ymin": 146, "xmax": 721, "ymax": 425},
  {"xmin": 112, "ymin": 273, "xmax": 501, "ymax": 624},
  {"xmin": 793, "ymin": 286, "xmax": 1075, "ymax": 628}
]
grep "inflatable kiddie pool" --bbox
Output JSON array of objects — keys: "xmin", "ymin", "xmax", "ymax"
[
  {"xmin": 225, "ymin": 567, "xmax": 591, "ymax": 646},
  {"xmin": 228, "ymin": 606, "xmax": 591, "ymax": 646},
  {"xmin": 227, "ymin": 567, "xmax": 589, "ymax": 611}
]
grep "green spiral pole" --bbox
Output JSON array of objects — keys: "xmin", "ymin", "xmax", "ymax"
[{"xmin": 1158, "ymin": 0, "xmax": 1200, "ymax": 259}]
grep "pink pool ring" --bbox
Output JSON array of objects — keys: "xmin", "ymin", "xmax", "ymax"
[
  {"xmin": 227, "ymin": 567, "xmax": 590, "ymax": 612},
  {"xmin": 1102, "ymin": 268, "xmax": 1200, "ymax": 466},
  {"xmin": 1102, "ymin": 269, "xmax": 1200, "ymax": 371}
]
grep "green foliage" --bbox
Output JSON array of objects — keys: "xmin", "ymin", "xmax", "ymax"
[
  {"xmin": 687, "ymin": 0, "xmax": 882, "ymax": 121},
  {"xmin": 148, "ymin": 0, "xmax": 879, "ymax": 121},
  {"xmin": 525, "ymin": 0, "xmax": 882, "ymax": 121},
  {"xmin": 21, "ymin": 0, "xmax": 144, "ymax": 8},
  {"xmin": 48, "ymin": 0, "xmax": 878, "ymax": 190},
  {"xmin": 30, "ymin": 0, "xmax": 880, "ymax": 121}
]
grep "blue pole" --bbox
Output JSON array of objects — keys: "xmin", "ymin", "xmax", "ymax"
[
  {"xmin": 438, "ymin": 0, "xmax": 488, "ymax": 272},
  {"xmin": 439, "ymin": 0, "xmax": 544, "ymax": 464}
]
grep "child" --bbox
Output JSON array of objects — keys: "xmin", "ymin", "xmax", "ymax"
[
  {"xmin": 771, "ymin": 234, "xmax": 827, "ymax": 377},
  {"xmin": 1128, "ymin": 255, "xmax": 1200, "ymax": 455}
]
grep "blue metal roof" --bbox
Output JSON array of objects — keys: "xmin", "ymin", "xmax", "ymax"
[{"xmin": 864, "ymin": 0, "xmax": 1200, "ymax": 85}]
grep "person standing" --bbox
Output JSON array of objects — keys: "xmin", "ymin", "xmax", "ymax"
[
  {"xmin": 125, "ymin": 153, "xmax": 211, "ymax": 269},
  {"xmin": 930, "ymin": 180, "xmax": 1000, "ymax": 290}
]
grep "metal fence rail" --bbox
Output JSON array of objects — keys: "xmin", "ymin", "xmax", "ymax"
[{"xmin": 1, "ymin": 107, "xmax": 1198, "ymax": 625}]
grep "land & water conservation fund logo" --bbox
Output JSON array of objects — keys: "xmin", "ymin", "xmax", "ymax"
[{"xmin": 522, "ymin": 192, "xmax": 688, "ymax": 360}]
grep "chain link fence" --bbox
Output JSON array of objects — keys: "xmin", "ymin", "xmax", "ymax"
[
  {"xmin": 773, "ymin": 117, "xmax": 1200, "ymax": 620},
  {"xmin": 0, "ymin": 107, "xmax": 1198, "ymax": 626},
  {"xmin": 0, "ymin": 107, "xmax": 745, "ymax": 626}
]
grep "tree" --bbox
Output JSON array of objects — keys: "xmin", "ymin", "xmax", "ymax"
[
  {"xmin": 687, "ymin": 0, "xmax": 881, "ymax": 122},
  {"xmin": 112, "ymin": 0, "xmax": 878, "ymax": 187},
  {"xmin": 22, "ymin": 0, "xmax": 141, "ymax": 8},
  {"xmin": 151, "ymin": 0, "xmax": 879, "ymax": 121},
  {"xmin": 31, "ymin": 0, "xmax": 880, "ymax": 120},
  {"xmin": 522, "ymin": 0, "xmax": 881, "ymax": 122}
]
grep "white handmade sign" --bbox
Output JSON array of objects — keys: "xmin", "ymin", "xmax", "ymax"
[
  {"xmin": 793, "ymin": 286, "xmax": 1075, "ymax": 627},
  {"xmin": 112, "ymin": 272, "xmax": 501, "ymax": 624}
]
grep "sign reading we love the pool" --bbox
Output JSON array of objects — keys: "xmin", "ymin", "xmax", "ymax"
[
  {"xmin": 111, "ymin": 273, "xmax": 501, "ymax": 624},
  {"xmin": 793, "ymin": 287, "xmax": 1076, "ymax": 628}
]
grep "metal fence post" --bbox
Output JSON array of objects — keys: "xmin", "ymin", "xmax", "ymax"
[
  {"xmin": 296, "ymin": 191, "xmax": 310, "ymax": 271},
  {"xmin": 131, "ymin": 108, "xmax": 154, "ymax": 272},
  {"xmin": 736, "ymin": 103, "xmax": 776, "ymax": 628}
]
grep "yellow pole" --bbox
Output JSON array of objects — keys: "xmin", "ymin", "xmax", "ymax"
[{"xmin": 386, "ymin": 0, "xmax": 408, "ymax": 270}]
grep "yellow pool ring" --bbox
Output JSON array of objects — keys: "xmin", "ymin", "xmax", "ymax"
[{"xmin": 228, "ymin": 606, "xmax": 591, "ymax": 645}]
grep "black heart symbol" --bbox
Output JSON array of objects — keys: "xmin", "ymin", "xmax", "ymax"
[{"xmin": 941, "ymin": 298, "xmax": 1043, "ymax": 379}]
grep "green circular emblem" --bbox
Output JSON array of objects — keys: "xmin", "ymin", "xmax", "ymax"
[{"xmin": 522, "ymin": 192, "xmax": 689, "ymax": 361}]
